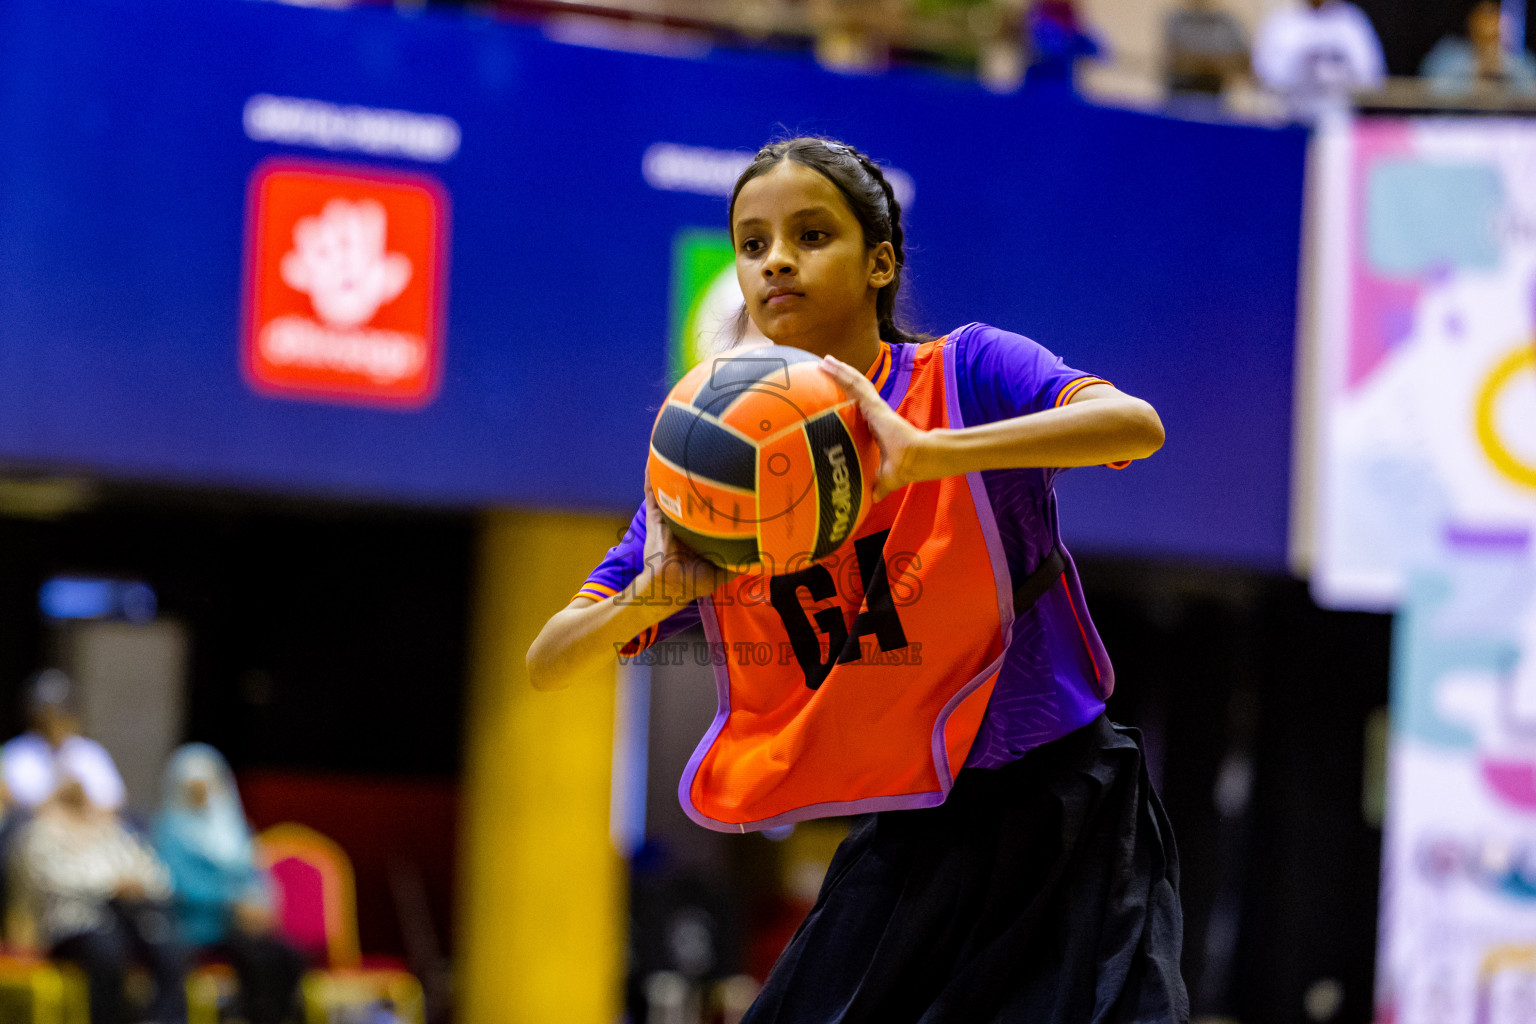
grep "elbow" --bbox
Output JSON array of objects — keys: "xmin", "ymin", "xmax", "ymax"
[{"xmin": 1127, "ymin": 399, "xmax": 1165, "ymax": 459}]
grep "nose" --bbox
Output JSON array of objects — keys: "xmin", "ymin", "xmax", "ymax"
[{"xmin": 762, "ymin": 237, "xmax": 795, "ymax": 277}]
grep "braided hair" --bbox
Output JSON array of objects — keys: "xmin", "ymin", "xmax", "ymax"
[{"xmin": 726, "ymin": 137, "xmax": 930, "ymax": 348}]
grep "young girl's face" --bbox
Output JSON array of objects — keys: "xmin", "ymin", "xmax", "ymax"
[{"xmin": 731, "ymin": 160, "xmax": 893, "ymax": 353}]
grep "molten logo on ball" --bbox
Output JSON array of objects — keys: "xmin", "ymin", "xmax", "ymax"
[{"xmin": 826, "ymin": 445, "xmax": 853, "ymax": 545}]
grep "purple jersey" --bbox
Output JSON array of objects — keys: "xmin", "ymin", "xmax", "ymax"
[{"xmin": 577, "ymin": 323, "xmax": 1121, "ymax": 769}]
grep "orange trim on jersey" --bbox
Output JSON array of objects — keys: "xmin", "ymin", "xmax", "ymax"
[
  {"xmin": 1055, "ymin": 375, "xmax": 1112, "ymax": 408},
  {"xmin": 865, "ymin": 342, "xmax": 892, "ymax": 393},
  {"xmin": 574, "ymin": 580, "xmax": 620, "ymax": 603},
  {"xmin": 1055, "ymin": 376, "xmax": 1136, "ymax": 469},
  {"xmin": 620, "ymin": 623, "xmax": 659, "ymax": 657}
]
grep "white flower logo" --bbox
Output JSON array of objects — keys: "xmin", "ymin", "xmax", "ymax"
[{"xmin": 280, "ymin": 198, "xmax": 412, "ymax": 329}]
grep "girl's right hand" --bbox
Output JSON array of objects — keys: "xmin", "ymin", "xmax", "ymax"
[{"xmin": 639, "ymin": 466, "xmax": 754, "ymax": 606}]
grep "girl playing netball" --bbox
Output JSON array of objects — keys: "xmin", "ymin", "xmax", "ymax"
[{"xmin": 527, "ymin": 137, "xmax": 1187, "ymax": 1022}]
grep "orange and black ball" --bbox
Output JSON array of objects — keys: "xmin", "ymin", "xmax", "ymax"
[{"xmin": 648, "ymin": 345, "xmax": 880, "ymax": 572}]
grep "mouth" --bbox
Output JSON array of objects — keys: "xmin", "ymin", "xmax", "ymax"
[{"xmin": 763, "ymin": 288, "xmax": 804, "ymax": 308}]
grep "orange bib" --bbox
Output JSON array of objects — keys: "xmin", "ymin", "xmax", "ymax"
[{"xmin": 680, "ymin": 337, "xmax": 1021, "ymax": 832}]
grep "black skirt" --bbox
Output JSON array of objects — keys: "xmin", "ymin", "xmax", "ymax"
[{"xmin": 741, "ymin": 715, "xmax": 1189, "ymax": 1024}]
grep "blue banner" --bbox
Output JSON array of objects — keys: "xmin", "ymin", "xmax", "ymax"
[{"xmin": 0, "ymin": 0, "xmax": 1307, "ymax": 567}]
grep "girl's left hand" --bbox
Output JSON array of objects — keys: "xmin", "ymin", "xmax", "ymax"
[{"xmin": 818, "ymin": 354, "xmax": 927, "ymax": 502}]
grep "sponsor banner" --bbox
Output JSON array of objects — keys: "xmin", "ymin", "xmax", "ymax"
[
  {"xmin": 0, "ymin": 0, "xmax": 1305, "ymax": 554},
  {"xmin": 243, "ymin": 160, "xmax": 448, "ymax": 408},
  {"xmin": 1303, "ymin": 118, "xmax": 1536, "ymax": 610},
  {"xmin": 1298, "ymin": 116, "xmax": 1536, "ymax": 1022},
  {"xmin": 1376, "ymin": 539, "xmax": 1536, "ymax": 1023}
]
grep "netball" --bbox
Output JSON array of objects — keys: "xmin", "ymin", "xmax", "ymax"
[{"xmin": 646, "ymin": 344, "xmax": 879, "ymax": 572}]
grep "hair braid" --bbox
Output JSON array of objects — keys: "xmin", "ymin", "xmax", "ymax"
[
  {"xmin": 844, "ymin": 147, "xmax": 923, "ymax": 346},
  {"xmin": 847, "ymin": 149, "xmax": 902, "ymax": 263}
]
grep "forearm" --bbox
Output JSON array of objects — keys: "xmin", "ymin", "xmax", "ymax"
[
  {"xmin": 525, "ymin": 568, "xmax": 693, "ymax": 692},
  {"xmin": 910, "ymin": 395, "xmax": 1163, "ymax": 479}
]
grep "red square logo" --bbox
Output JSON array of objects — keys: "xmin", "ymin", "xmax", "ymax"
[{"xmin": 243, "ymin": 160, "xmax": 448, "ymax": 408}]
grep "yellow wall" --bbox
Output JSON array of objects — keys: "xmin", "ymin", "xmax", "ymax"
[{"xmin": 458, "ymin": 509, "xmax": 628, "ymax": 1024}]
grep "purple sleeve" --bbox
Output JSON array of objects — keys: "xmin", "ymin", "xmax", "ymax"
[
  {"xmin": 574, "ymin": 501, "xmax": 701, "ymax": 653},
  {"xmin": 957, "ymin": 323, "xmax": 1109, "ymax": 424}
]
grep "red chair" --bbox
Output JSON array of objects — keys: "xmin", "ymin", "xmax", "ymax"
[{"xmin": 256, "ymin": 823, "xmax": 424, "ymax": 1024}]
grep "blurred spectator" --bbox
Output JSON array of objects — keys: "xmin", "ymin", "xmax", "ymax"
[
  {"xmin": 968, "ymin": 0, "xmax": 1030, "ymax": 92},
  {"xmin": 1421, "ymin": 0, "xmax": 1536, "ymax": 95},
  {"xmin": 154, "ymin": 744, "xmax": 305, "ymax": 1024},
  {"xmin": 810, "ymin": 0, "xmax": 907, "ymax": 72},
  {"xmin": 1023, "ymin": 0, "xmax": 1102, "ymax": 93},
  {"xmin": 1253, "ymin": 0, "xmax": 1385, "ymax": 120},
  {"xmin": 14, "ymin": 775, "xmax": 188, "ymax": 1024},
  {"xmin": 1164, "ymin": 0, "xmax": 1250, "ymax": 100},
  {"xmin": 2, "ymin": 668, "xmax": 126, "ymax": 812}
]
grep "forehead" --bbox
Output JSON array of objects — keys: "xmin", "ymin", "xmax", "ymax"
[{"xmin": 732, "ymin": 160, "xmax": 856, "ymax": 225}]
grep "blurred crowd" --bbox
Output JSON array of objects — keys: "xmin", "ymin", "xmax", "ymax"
[
  {"xmin": 813, "ymin": 0, "xmax": 1536, "ymax": 114},
  {"xmin": 0, "ymin": 670, "xmax": 380, "ymax": 1024},
  {"xmin": 267, "ymin": 0, "xmax": 1536, "ymax": 117}
]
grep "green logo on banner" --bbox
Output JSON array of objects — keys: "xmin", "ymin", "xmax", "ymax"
[{"xmin": 669, "ymin": 228, "xmax": 742, "ymax": 384}]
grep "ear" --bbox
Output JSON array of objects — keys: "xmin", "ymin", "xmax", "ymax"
[{"xmin": 868, "ymin": 241, "xmax": 897, "ymax": 290}]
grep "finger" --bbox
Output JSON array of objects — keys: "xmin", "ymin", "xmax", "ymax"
[
  {"xmin": 643, "ymin": 480, "xmax": 663, "ymax": 531},
  {"xmin": 654, "ymin": 506, "xmax": 679, "ymax": 545},
  {"xmin": 819, "ymin": 359, "xmax": 889, "ymax": 421},
  {"xmin": 818, "ymin": 355, "xmax": 872, "ymax": 395}
]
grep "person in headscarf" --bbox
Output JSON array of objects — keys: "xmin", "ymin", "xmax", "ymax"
[
  {"xmin": 14, "ymin": 772, "xmax": 187, "ymax": 1024},
  {"xmin": 153, "ymin": 744, "xmax": 305, "ymax": 1024}
]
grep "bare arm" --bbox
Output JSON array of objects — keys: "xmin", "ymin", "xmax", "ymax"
[
  {"xmin": 525, "ymin": 593, "xmax": 670, "ymax": 694},
  {"xmin": 908, "ymin": 382, "xmax": 1164, "ymax": 479},
  {"xmin": 817, "ymin": 352, "xmax": 1164, "ymax": 497},
  {"xmin": 525, "ymin": 480, "xmax": 744, "ymax": 692}
]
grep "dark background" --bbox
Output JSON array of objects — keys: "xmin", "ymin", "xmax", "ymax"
[
  {"xmin": 1084, "ymin": 559, "xmax": 1392, "ymax": 1023},
  {"xmin": 0, "ymin": 489, "xmax": 472, "ymax": 776},
  {"xmin": 0, "ymin": 489, "xmax": 473, "ymax": 963}
]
